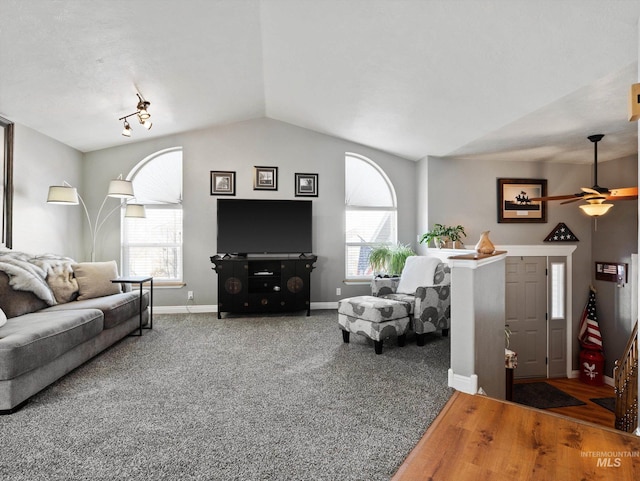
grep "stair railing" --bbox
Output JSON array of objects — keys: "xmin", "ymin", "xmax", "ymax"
[{"xmin": 614, "ymin": 320, "xmax": 638, "ymax": 433}]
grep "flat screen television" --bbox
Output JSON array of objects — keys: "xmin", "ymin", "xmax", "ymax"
[{"xmin": 217, "ymin": 199, "xmax": 313, "ymax": 255}]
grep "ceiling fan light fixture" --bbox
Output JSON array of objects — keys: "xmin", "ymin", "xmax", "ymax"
[{"xmin": 579, "ymin": 201, "xmax": 613, "ymax": 217}]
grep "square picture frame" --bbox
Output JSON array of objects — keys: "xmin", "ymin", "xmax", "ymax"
[
  {"xmin": 294, "ymin": 173, "xmax": 318, "ymax": 197},
  {"xmin": 253, "ymin": 166, "xmax": 278, "ymax": 191},
  {"xmin": 210, "ymin": 171, "xmax": 236, "ymax": 196},
  {"xmin": 497, "ymin": 178, "xmax": 547, "ymax": 223}
]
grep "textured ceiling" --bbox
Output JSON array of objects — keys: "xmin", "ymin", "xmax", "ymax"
[{"xmin": 0, "ymin": 0, "xmax": 639, "ymax": 163}]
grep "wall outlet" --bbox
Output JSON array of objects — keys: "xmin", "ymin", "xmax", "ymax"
[
  {"xmin": 336, "ymin": 287, "xmax": 341, "ymax": 296},
  {"xmin": 187, "ymin": 291, "xmax": 194, "ymax": 300}
]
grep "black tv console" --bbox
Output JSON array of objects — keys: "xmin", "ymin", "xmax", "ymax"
[{"xmin": 210, "ymin": 255, "xmax": 317, "ymax": 318}]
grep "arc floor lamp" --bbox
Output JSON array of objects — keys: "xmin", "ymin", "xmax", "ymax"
[{"xmin": 47, "ymin": 175, "xmax": 145, "ymax": 261}]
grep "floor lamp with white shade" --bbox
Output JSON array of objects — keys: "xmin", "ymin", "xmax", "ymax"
[{"xmin": 47, "ymin": 175, "xmax": 146, "ymax": 261}]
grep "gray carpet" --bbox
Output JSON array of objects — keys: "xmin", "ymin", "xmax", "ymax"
[{"xmin": 0, "ymin": 310, "xmax": 453, "ymax": 481}]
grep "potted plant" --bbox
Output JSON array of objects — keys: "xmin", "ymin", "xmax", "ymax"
[
  {"xmin": 445, "ymin": 224, "xmax": 467, "ymax": 249},
  {"xmin": 368, "ymin": 243, "xmax": 415, "ymax": 276},
  {"xmin": 419, "ymin": 224, "xmax": 467, "ymax": 249},
  {"xmin": 419, "ymin": 223, "xmax": 449, "ymax": 248}
]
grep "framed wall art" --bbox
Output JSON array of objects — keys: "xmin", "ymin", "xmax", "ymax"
[
  {"xmin": 294, "ymin": 173, "xmax": 318, "ymax": 197},
  {"xmin": 210, "ymin": 171, "xmax": 236, "ymax": 196},
  {"xmin": 253, "ymin": 166, "xmax": 278, "ymax": 191},
  {"xmin": 497, "ymin": 178, "xmax": 547, "ymax": 223}
]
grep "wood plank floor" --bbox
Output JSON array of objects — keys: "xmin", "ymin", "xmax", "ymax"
[
  {"xmin": 392, "ymin": 389, "xmax": 640, "ymax": 481},
  {"xmin": 516, "ymin": 377, "xmax": 616, "ymax": 429}
]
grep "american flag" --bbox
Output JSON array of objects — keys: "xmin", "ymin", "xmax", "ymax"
[{"xmin": 578, "ymin": 287, "xmax": 603, "ymax": 349}]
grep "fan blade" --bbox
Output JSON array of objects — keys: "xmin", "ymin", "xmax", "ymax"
[
  {"xmin": 609, "ymin": 187, "xmax": 638, "ymax": 198},
  {"xmin": 604, "ymin": 194, "xmax": 637, "ymax": 201},
  {"xmin": 560, "ymin": 198, "xmax": 584, "ymax": 205},
  {"xmin": 529, "ymin": 194, "xmax": 581, "ymax": 202}
]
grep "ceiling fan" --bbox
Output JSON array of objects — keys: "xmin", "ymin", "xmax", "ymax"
[{"xmin": 531, "ymin": 134, "xmax": 638, "ymax": 217}]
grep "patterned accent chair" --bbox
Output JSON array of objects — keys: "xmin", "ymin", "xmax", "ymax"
[
  {"xmin": 371, "ymin": 256, "xmax": 451, "ymax": 346},
  {"xmin": 338, "ymin": 296, "xmax": 411, "ymax": 354}
]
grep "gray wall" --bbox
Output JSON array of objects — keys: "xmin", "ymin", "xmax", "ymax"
[
  {"xmin": 419, "ymin": 154, "xmax": 638, "ymax": 375},
  {"xmin": 9, "ymin": 117, "xmax": 637, "ymax": 377},
  {"xmin": 592, "ymin": 154, "xmax": 638, "ymax": 375},
  {"xmin": 82, "ymin": 118, "xmax": 417, "ymax": 307},
  {"xmin": 419, "ymin": 155, "xmax": 594, "ymax": 372},
  {"xmin": 12, "ymin": 123, "xmax": 84, "ymax": 257}
]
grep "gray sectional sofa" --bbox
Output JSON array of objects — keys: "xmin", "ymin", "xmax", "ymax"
[{"xmin": 0, "ymin": 252, "xmax": 150, "ymax": 413}]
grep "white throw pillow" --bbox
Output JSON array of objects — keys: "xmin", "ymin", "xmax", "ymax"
[
  {"xmin": 396, "ymin": 256, "xmax": 442, "ymax": 294},
  {"xmin": 0, "ymin": 307, "xmax": 6, "ymax": 328}
]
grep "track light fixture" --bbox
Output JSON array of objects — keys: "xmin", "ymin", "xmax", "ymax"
[
  {"xmin": 119, "ymin": 93, "xmax": 153, "ymax": 137},
  {"xmin": 122, "ymin": 119, "xmax": 132, "ymax": 137}
]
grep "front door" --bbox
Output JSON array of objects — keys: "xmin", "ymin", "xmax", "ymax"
[{"xmin": 505, "ymin": 256, "xmax": 547, "ymax": 378}]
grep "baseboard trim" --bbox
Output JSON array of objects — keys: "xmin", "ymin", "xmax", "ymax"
[
  {"xmin": 312, "ymin": 301, "xmax": 338, "ymax": 310},
  {"xmin": 154, "ymin": 305, "xmax": 217, "ymax": 314},
  {"xmin": 154, "ymin": 302, "xmax": 338, "ymax": 315},
  {"xmin": 448, "ymin": 369, "xmax": 478, "ymax": 395}
]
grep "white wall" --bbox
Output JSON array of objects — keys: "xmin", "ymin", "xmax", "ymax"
[
  {"xmin": 82, "ymin": 118, "xmax": 417, "ymax": 306},
  {"xmin": 12, "ymin": 123, "xmax": 84, "ymax": 257}
]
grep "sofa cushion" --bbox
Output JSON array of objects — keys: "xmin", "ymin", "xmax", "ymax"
[
  {"xmin": 42, "ymin": 291, "xmax": 149, "ymax": 330},
  {"xmin": 72, "ymin": 261, "xmax": 122, "ymax": 300},
  {"xmin": 396, "ymin": 256, "xmax": 442, "ymax": 294},
  {"xmin": 0, "ymin": 271, "xmax": 49, "ymax": 318},
  {"xmin": 0, "ymin": 307, "xmax": 6, "ymax": 328},
  {"xmin": 0, "ymin": 309, "xmax": 104, "ymax": 380}
]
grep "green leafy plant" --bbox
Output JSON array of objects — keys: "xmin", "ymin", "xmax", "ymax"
[
  {"xmin": 419, "ymin": 223, "xmax": 466, "ymax": 248},
  {"xmin": 368, "ymin": 243, "xmax": 415, "ymax": 276},
  {"xmin": 446, "ymin": 225, "xmax": 467, "ymax": 242}
]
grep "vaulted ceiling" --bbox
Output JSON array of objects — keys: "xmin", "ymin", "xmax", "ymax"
[{"xmin": 1, "ymin": 0, "xmax": 639, "ymax": 163}]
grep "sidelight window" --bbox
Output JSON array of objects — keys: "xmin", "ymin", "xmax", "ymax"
[{"xmin": 550, "ymin": 261, "xmax": 565, "ymax": 319}]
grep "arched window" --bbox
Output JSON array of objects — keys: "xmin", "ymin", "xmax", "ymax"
[
  {"xmin": 345, "ymin": 153, "xmax": 397, "ymax": 279},
  {"xmin": 122, "ymin": 147, "xmax": 183, "ymax": 283}
]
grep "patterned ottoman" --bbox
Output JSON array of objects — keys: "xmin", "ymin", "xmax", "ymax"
[{"xmin": 338, "ymin": 295, "xmax": 411, "ymax": 354}]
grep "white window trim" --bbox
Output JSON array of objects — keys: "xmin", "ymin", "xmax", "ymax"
[
  {"xmin": 345, "ymin": 153, "xmax": 398, "ymax": 281},
  {"xmin": 121, "ymin": 147, "xmax": 184, "ymax": 284}
]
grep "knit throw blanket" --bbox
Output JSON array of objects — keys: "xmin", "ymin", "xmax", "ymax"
[{"xmin": 0, "ymin": 251, "xmax": 78, "ymax": 305}]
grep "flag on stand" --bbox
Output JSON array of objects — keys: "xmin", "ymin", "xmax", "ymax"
[{"xmin": 578, "ymin": 287, "xmax": 603, "ymax": 350}]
